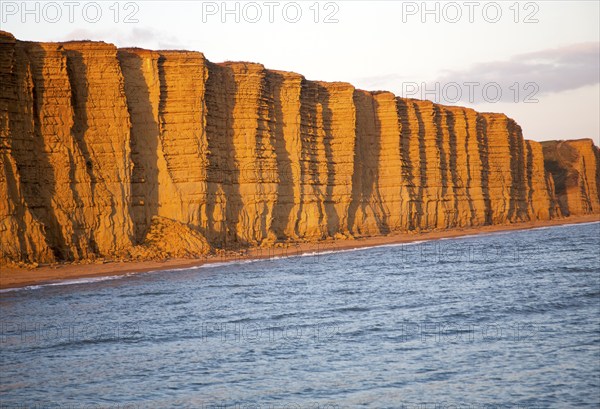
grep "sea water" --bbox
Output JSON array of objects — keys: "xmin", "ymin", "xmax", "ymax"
[{"xmin": 1, "ymin": 223, "xmax": 599, "ymax": 408}]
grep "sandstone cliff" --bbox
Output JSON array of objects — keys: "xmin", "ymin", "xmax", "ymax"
[
  {"xmin": 1, "ymin": 31, "xmax": 599, "ymax": 265},
  {"xmin": 542, "ymin": 139, "xmax": 600, "ymax": 216}
]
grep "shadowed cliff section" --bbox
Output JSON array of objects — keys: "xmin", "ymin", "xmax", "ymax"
[
  {"xmin": 413, "ymin": 100, "xmax": 445, "ymax": 229},
  {"xmin": 350, "ymin": 90, "xmax": 385, "ymax": 236},
  {"xmin": 396, "ymin": 98, "xmax": 421, "ymax": 231},
  {"xmin": 372, "ymin": 92, "xmax": 404, "ymax": 233},
  {"xmin": 63, "ymin": 41, "xmax": 134, "ymax": 255},
  {"xmin": 117, "ymin": 49, "xmax": 160, "ymax": 243},
  {"xmin": 542, "ymin": 139, "xmax": 600, "ymax": 216},
  {"xmin": 264, "ymin": 70, "xmax": 303, "ymax": 241},
  {"xmin": 10, "ymin": 42, "xmax": 67, "ymax": 260},
  {"xmin": 209, "ymin": 64, "xmax": 238, "ymax": 244},
  {"xmin": 445, "ymin": 107, "xmax": 476, "ymax": 226},
  {"xmin": 225, "ymin": 62, "xmax": 279, "ymax": 245},
  {"xmin": 525, "ymin": 140, "xmax": 559, "ymax": 220},
  {"xmin": 0, "ymin": 33, "xmax": 54, "ymax": 264},
  {"xmin": 1, "ymin": 31, "xmax": 599, "ymax": 265},
  {"xmin": 116, "ymin": 48, "xmax": 215, "ymax": 260}
]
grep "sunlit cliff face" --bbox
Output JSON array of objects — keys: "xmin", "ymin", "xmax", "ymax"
[{"xmin": 1, "ymin": 31, "xmax": 599, "ymax": 265}]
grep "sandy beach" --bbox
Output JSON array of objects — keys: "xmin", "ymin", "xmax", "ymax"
[{"xmin": 1, "ymin": 214, "xmax": 598, "ymax": 290}]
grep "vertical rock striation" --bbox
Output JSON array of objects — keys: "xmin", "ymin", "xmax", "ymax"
[
  {"xmin": 1, "ymin": 32, "xmax": 54, "ymax": 264},
  {"xmin": 1, "ymin": 32, "xmax": 598, "ymax": 265},
  {"xmin": 62, "ymin": 41, "xmax": 134, "ymax": 255},
  {"xmin": 542, "ymin": 139, "xmax": 600, "ymax": 216},
  {"xmin": 117, "ymin": 48, "xmax": 162, "ymax": 242},
  {"xmin": 1, "ymin": 33, "xmax": 134, "ymax": 263},
  {"xmin": 525, "ymin": 140, "xmax": 560, "ymax": 220},
  {"xmin": 264, "ymin": 70, "xmax": 303, "ymax": 241}
]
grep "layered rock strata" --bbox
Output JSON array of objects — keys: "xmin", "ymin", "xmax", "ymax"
[
  {"xmin": 1, "ymin": 31, "xmax": 598, "ymax": 265},
  {"xmin": 542, "ymin": 139, "xmax": 600, "ymax": 216}
]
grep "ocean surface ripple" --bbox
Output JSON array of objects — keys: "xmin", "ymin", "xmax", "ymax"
[{"xmin": 1, "ymin": 223, "xmax": 599, "ymax": 408}]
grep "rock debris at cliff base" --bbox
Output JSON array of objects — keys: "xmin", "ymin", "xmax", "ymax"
[{"xmin": 1, "ymin": 31, "xmax": 599, "ymax": 265}]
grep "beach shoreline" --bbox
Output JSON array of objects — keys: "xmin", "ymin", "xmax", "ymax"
[{"xmin": 1, "ymin": 214, "xmax": 598, "ymax": 290}]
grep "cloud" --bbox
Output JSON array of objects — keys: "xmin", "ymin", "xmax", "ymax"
[
  {"xmin": 430, "ymin": 42, "xmax": 600, "ymax": 104},
  {"xmin": 354, "ymin": 73, "xmax": 414, "ymax": 90},
  {"xmin": 60, "ymin": 27, "xmax": 184, "ymax": 50}
]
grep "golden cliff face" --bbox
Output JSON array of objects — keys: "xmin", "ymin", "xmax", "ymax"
[
  {"xmin": 1, "ymin": 31, "xmax": 599, "ymax": 264},
  {"xmin": 2, "ymin": 35, "xmax": 134, "ymax": 263},
  {"xmin": 542, "ymin": 139, "xmax": 600, "ymax": 216}
]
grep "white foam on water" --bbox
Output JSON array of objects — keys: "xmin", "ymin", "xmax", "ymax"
[
  {"xmin": 4, "ymin": 221, "xmax": 595, "ymax": 292},
  {"xmin": 536, "ymin": 220, "xmax": 599, "ymax": 229},
  {"xmin": 0, "ymin": 238, "xmax": 474, "ymax": 293},
  {"xmin": 0, "ymin": 274, "xmax": 134, "ymax": 293}
]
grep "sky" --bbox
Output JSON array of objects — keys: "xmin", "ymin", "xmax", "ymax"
[{"xmin": 2, "ymin": 0, "xmax": 599, "ymax": 143}]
